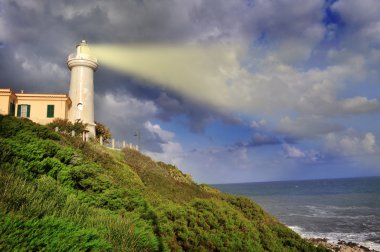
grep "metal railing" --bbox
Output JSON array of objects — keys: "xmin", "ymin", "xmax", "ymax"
[
  {"xmin": 100, "ymin": 136, "xmax": 139, "ymax": 151},
  {"xmin": 68, "ymin": 53, "xmax": 98, "ymax": 63},
  {"xmin": 54, "ymin": 127, "xmax": 138, "ymax": 151}
]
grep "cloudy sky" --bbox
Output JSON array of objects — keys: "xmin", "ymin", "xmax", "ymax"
[{"xmin": 1, "ymin": 0, "xmax": 380, "ymax": 183}]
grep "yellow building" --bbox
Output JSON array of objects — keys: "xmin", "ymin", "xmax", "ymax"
[
  {"xmin": 0, "ymin": 88, "xmax": 71, "ymax": 125},
  {"xmin": 0, "ymin": 40, "xmax": 98, "ymax": 136}
]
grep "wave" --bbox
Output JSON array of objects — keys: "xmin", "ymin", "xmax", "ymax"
[
  {"xmin": 288, "ymin": 213, "xmax": 378, "ymax": 219},
  {"xmin": 305, "ymin": 205, "xmax": 380, "ymax": 211},
  {"xmin": 290, "ymin": 205, "xmax": 380, "ymax": 219},
  {"xmin": 289, "ymin": 225, "xmax": 380, "ymax": 251}
]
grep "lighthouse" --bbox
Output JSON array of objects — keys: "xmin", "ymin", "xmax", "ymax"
[{"xmin": 67, "ymin": 40, "xmax": 98, "ymax": 137}]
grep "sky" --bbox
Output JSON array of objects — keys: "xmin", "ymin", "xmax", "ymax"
[{"xmin": 1, "ymin": 0, "xmax": 380, "ymax": 184}]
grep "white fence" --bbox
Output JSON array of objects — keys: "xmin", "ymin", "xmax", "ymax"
[
  {"xmin": 54, "ymin": 127, "xmax": 139, "ymax": 151},
  {"xmin": 100, "ymin": 136, "xmax": 139, "ymax": 151}
]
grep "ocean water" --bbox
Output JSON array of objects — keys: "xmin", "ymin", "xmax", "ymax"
[{"xmin": 214, "ymin": 176, "xmax": 380, "ymax": 251}]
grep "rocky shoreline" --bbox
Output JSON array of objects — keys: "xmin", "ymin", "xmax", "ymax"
[{"xmin": 309, "ymin": 238, "xmax": 379, "ymax": 252}]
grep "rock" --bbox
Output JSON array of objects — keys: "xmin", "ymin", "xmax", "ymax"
[{"xmin": 308, "ymin": 238, "xmax": 378, "ymax": 252}]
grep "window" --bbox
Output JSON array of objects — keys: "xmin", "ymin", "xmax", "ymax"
[
  {"xmin": 77, "ymin": 103, "xmax": 83, "ymax": 111},
  {"xmin": 9, "ymin": 102, "xmax": 15, "ymax": 116},
  {"xmin": 47, "ymin": 105, "xmax": 55, "ymax": 118},
  {"xmin": 17, "ymin": 104, "xmax": 30, "ymax": 118}
]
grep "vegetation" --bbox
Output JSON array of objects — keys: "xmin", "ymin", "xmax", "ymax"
[
  {"xmin": 0, "ymin": 115, "xmax": 329, "ymax": 251},
  {"xmin": 47, "ymin": 118, "xmax": 87, "ymax": 135},
  {"xmin": 96, "ymin": 121, "xmax": 112, "ymax": 143}
]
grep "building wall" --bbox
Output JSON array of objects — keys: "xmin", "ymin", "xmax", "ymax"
[
  {"xmin": 0, "ymin": 89, "xmax": 71, "ymax": 125},
  {"xmin": 0, "ymin": 94, "xmax": 10, "ymax": 115},
  {"xmin": 0, "ymin": 89, "xmax": 16, "ymax": 115},
  {"xmin": 15, "ymin": 95, "xmax": 71, "ymax": 125}
]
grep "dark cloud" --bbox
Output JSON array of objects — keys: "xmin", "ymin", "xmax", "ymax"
[
  {"xmin": 155, "ymin": 92, "xmax": 242, "ymax": 133},
  {"xmin": 2, "ymin": 0, "xmax": 380, "ymax": 183},
  {"xmin": 277, "ymin": 116, "xmax": 345, "ymax": 139},
  {"xmin": 236, "ymin": 133, "xmax": 282, "ymax": 148},
  {"xmin": 0, "ymin": 0, "xmax": 250, "ymax": 134}
]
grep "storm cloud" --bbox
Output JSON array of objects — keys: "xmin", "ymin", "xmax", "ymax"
[{"xmin": 1, "ymin": 0, "xmax": 380, "ymax": 182}]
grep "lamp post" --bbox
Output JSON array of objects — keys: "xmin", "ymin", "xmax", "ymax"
[{"xmin": 134, "ymin": 130, "xmax": 141, "ymax": 151}]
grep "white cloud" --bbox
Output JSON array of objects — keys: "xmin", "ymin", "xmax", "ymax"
[
  {"xmin": 331, "ymin": 0, "xmax": 380, "ymax": 57},
  {"xmin": 143, "ymin": 121, "xmax": 183, "ymax": 166},
  {"xmin": 232, "ymin": 52, "xmax": 376, "ymax": 117},
  {"xmin": 0, "ymin": 14, "xmax": 7, "ymax": 42},
  {"xmin": 325, "ymin": 130, "xmax": 378, "ymax": 156},
  {"xmin": 250, "ymin": 119, "xmax": 267, "ymax": 129},
  {"xmin": 95, "ymin": 92, "xmax": 157, "ymax": 140},
  {"xmin": 51, "ymin": 2, "xmax": 98, "ymax": 20},
  {"xmin": 282, "ymin": 144, "xmax": 322, "ymax": 162},
  {"xmin": 4, "ymin": 0, "xmax": 378, "ymax": 120},
  {"xmin": 146, "ymin": 141, "xmax": 183, "ymax": 166},
  {"xmin": 102, "ymin": 45, "xmax": 378, "ymax": 118},
  {"xmin": 9, "ymin": 0, "xmax": 44, "ymax": 13},
  {"xmin": 282, "ymin": 144, "xmax": 306, "ymax": 158},
  {"xmin": 144, "ymin": 121, "xmax": 174, "ymax": 142},
  {"xmin": 362, "ymin": 132, "xmax": 376, "ymax": 153},
  {"xmin": 339, "ymin": 96, "xmax": 380, "ymax": 114},
  {"xmin": 277, "ymin": 116, "xmax": 344, "ymax": 138},
  {"xmin": 332, "ymin": 0, "xmax": 380, "ymax": 38},
  {"xmin": 244, "ymin": 0, "xmax": 325, "ymax": 62},
  {"xmin": 13, "ymin": 50, "xmax": 67, "ymax": 88}
]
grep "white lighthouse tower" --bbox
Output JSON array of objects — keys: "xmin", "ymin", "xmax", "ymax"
[{"xmin": 67, "ymin": 40, "xmax": 98, "ymax": 137}]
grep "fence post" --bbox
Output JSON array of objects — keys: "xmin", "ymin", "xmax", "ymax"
[
  {"xmin": 112, "ymin": 139, "xmax": 115, "ymax": 149},
  {"xmin": 71, "ymin": 130, "xmax": 75, "ymax": 137},
  {"xmin": 82, "ymin": 132, "xmax": 85, "ymax": 141},
  {"xmin": 122, "ymin": 141, "xmax": 126, "ymax": 148},
  {"xmin": 100, "ymin": 136, "xmax": 103, "ymax": 146},
  {"xmin": 55, "ymin": 127, "xmax": 59, "ymax": 132}
]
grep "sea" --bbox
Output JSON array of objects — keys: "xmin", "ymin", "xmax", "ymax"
[{"xmin": 213, "ymin": 176, "xmax": 380, "ymax": 251}]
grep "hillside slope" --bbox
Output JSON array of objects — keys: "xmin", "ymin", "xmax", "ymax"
[{"xmin": 0, "ymin": 115, "xmax": 328, "ymax": 251}]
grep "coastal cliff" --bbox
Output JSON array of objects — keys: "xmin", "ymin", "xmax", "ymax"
[{"xmin": 0, "ymin": 115, "xmax": 329, "ymax": 251}]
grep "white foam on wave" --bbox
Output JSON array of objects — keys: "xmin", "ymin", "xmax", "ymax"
[
  {"xmin": 288, "ymin": 213, "xmax": 377, "ymax": 219},
  {"xmin": 305, "ymin": 205, "xmax": 380, "ymax": 212},
  {"xmin": 298, "ymin": 205, "xmax": 380, "ymax": 220},
  {"xmin": 288, "ymin": 225, "xmax": 380, "ymax": 251}
]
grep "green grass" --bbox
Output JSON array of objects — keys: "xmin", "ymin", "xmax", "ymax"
[{"xmin": 0, "ymin": 115, "xmax": 329, "ymax": 251}]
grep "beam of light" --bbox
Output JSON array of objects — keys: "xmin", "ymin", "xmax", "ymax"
[{"xmin": 91, "ymin": 43, "xmax": 249, "ymax": 112}]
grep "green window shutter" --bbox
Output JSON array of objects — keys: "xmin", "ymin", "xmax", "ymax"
[
  {"xmin": 9, "ymin": 103, "xmax": 15, "ymax": 116},
  {"xmin": 26, "ymin": 105, "xmax": 31, "ymax": 118},
  {"xmin": 47, "ymin": 105, "xmax": 54, "ymax": 118},
  {"xmin": 17, "ymin": 105, "xmax": 21, "ymax": 117}
]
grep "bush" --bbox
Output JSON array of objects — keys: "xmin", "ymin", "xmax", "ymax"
[
  {"xmin": 0, "ymin": 171, "xmax": 159, "ymax": 252},
  {"xmin": 0, "ymin": 213, "xmax": 111, "ymax": 251},
  {"xmin": 95, "ymin": 121, "xmax": 112, "ymax": 143},
  {"xmin": 0, "ymin": 115, "xmax": 60, "ymax": 140},
  {"xmin": 0, "ymin": 115, "xmax": 329, "ymax": 252},
  {"xmin": 47, "ymin": 118, "xmax": 87, "ymax": 135}
]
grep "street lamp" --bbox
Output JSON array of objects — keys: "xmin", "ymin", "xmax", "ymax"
[{"xmin": 134, "ymin": 130, "xmax": 141, "ymax": 151}]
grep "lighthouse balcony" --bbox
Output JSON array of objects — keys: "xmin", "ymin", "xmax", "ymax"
[{"xmin": 68, "ymin": 53, "xmax": 98, "ymax": 63}]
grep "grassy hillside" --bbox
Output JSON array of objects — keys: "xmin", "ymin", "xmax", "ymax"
[{"xmin": 0, "ymin": 115, "xmax": 328, "ymax": 251}]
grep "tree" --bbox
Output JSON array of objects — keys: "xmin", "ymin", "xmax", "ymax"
[
  {"xmin": 47, "ymin": 118, "xmax": 72, "ymax": 132},
  {"xmin": 95, "ymin": 121, "xmax": 112, "ymax": 143},
  {"xmin": 71, "ymin": 120, "xmax": 87, "ymax": 134},
  {"xmin": 47, "ymin": 118, "xmax": 87, "ymax": 135}
]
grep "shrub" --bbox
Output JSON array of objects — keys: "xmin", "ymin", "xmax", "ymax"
[
  {"xmin": 0, "ymin": 115, "xmax": 330, "ymax": 252},
  {"xmin": 0, "ymin": 115, "xmax": 60, "ymax": 140},
  {"xmin": 47, "ymin": 118, "xmax": 87, "ymax": 135},
  {"xmin": 95, "ymin": 121, "xmax": 112, "ymax": 143},
  {"xmin": 47, "ymin": 118, "xmax": 72, "ymax": 132},
  {"xmin": 0, "ymin": 213, "xmax": 111, "ymax": 251}
]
